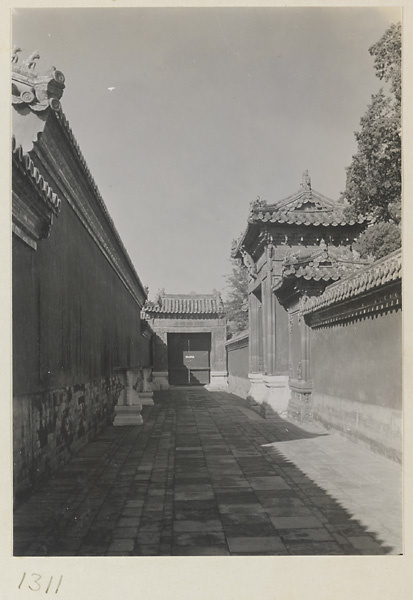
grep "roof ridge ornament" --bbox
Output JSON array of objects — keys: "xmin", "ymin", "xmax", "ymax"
[
  {"xmin": 12, "ymin": 46, "xmax": 22, "ymax": 64},
  {"xmin": 240, "ymin": 246, "xmax": 257, "ymax": 279},
  {"xmin": 250, "ymin": 195, "xmax": 267, "ymax": 211},
  {"xmin": 22, "ymin": 50, "xmax": 40, "ymax": 70},
  {"xmin": 301, "ymin": 170, "xmax": 311, "ymax": 192},
  {"xmin": 12, "ymin": 49, "xmax": 66, "ymax": 114}
]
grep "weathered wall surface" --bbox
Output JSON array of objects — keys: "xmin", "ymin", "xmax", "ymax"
[
  {"xmin": 311, "ymin": 310, "xmax": 401, "ymax": 408},
  {"xmin": 13, "ymin": 377, "xmax": 122, "ymax": 501},
  {"xmin": 12, "ymin": 82, "xmax": 148, "ymax": 499},
  {"xmin": 302, "ymin": 251, "xmax": 402, "ymax": 461},
  {"xmin": 13, "ymin": 204, "xmax": 144, "ymax": 396},
  {"xmin": 226, "ymin": 333, "xmax": 250, "ymax": 398},
  {"xmin": 309, "ymin": 308, "xmax": 402, "ymax": 461}
]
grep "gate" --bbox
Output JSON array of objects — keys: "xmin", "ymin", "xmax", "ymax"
[{"xmin": 167, "ymin": 333, "xmax": 211, "ymax": 385}]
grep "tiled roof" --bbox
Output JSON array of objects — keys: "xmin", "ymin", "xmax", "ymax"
[
  {"xmin": 274, "ymin": 243, "xmax": 366, "ymax": 289},
  {"xmin": 248, "ymin": 171, "xmax": 367, "ymax": 228},
  {"xmin": 12, "ymin": 135, "xmax": 61, "ymax": 214},
  {"xmin": 301, "ymin": 248, "xmax": 402, "ymax": 314},
  {"xmin": 144, "ymin": 293, "xmax": 225, "ymax": 316}
]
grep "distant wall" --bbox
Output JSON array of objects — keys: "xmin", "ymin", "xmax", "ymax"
[{"xmin": 226, "ymin": 332, "xmax": 250, "ymax": 398}]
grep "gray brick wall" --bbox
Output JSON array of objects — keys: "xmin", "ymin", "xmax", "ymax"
[{"xmin": 13, "ymin": 376, "xmax": 123, "ymax": 503}]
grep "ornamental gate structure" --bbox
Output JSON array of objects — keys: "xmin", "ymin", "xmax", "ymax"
[
  {"xmin": 232, "ymin": 171, "xmax": 367, "ymax": 418},
  {"xmin": 143, "ymin": 292, "xmax": 227, "ymax": 390}
]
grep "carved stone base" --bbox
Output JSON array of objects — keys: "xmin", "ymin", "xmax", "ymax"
[
  {"xmin": 113, "ymin": 405, "xmax": 143, "ymax": 426},
  {"xmin": 206, "ymin": 371, "xmax": 228, "ymax": 391},
  {"xmin": 288, "ymin": 381, "xmax": 313, "ymax": 422},
  {"xmin": 152, "ymin": 371, "xmax": 169, "ymax": 390},
  {"xmin": 113, "ymin": 367, "xmax": 146, "ymax": 425},
  {"xmin": 137, "ymin": 367, "xmax": 154, "ymax": 404},
  {"xmin": 262, "ymin": 375, "xmax": 290, "ymax": 416},
  {"xmin": 246, "ymin": 373, "xmax": 267, "ymax": 406}
]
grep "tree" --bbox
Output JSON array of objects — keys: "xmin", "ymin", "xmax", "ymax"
[
  {"xmin": 353, "ymin": 221, "xmax": 401, "ymax": 260},
  {"xmin": 224, "ymin": 254, "xmax": 249, "ymax": 338},
  {"xmin": 344, "ymin": 22, "xmax": 401, "ymax": 258}
]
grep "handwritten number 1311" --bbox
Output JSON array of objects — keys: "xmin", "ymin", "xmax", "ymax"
[{"xmin": 18, "ymin": 573, "xmax": 63, "ymax": 593}]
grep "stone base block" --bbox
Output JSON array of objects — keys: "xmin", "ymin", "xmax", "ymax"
[
  {"xmin": 206, "ymin": 371, "xmax": 228, "ymax": 391},
  {"xmin": 246, "ymin": 373, "xmax": 290, "ymax": 418},
  {"xmin": 246, "ymin": 373, "xmax": 267, "ymax": 406},
  {"xmin": 138, "ymin": 391, "xmax": 154, "ymax": 406},
  {"xmin": 288, "ymin": 383, "xmax": 313, "ymax": 422},
  {"xmin": 263, "ymin": 375, "xmax": 290, "ymax": 416},
  {"xmin": 113, "ymin": 405, "xmax": 143, "ymax": 426},
  {"xmin": 152, "ymin": 371, "xmax": 169, "ymax": 390}
]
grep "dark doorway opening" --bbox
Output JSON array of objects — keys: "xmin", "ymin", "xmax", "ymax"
[{"xmin": 167, "ymin": 332, "xmax": 211, "ymax": 385}]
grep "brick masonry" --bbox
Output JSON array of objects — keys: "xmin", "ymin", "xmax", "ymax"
[{"xmin": 13, "ymin": 376, "xmax": 123, "ymax": 503}]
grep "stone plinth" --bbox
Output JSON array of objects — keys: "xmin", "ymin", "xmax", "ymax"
[
  {"xmin": 246, "ymin": 373, "xmax": 290, "ymax": 418},
  {"xmin": 288, "ymin": 380, "xmax": 313, "ymax": 422},
  {"xmin": 206, "ymin": 371, "xmax": 228, "ymax": 391},
  {"xmin": 152, "ymin": 371, "xmax": 169, "ymax": 390},
  {"xmin": 263, "ymin": 375, "xmax": 290, "ymax": 416},
  {"xmin": 113, "ymin": 405, "xmax": 143, "ymax": 426},
  {"xmin": 137, "ymin": 366, "xmax": 154, "ymax": 405},
  {"xmin": 113, "ymin": 368, "xmax": 143, "ymax": 426},
  {"xmin": 246, "ymin": 373, "xmax": 267, "ymax": 405}
]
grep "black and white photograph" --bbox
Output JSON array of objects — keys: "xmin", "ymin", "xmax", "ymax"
[{"xmin": 8, "ymin": 1, "xmax": 404, "ymax": 574}]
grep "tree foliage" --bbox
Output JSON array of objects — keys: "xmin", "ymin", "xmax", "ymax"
[
  {"xmin": 344, "ymin": 22, "xmax": 401, "ymax": 258},
  {"xmin": 353, "ymin": 221, "xmax": 401, "ymax": 260},
  {"xmin": 224, "ymin": 254, "xmax": 249, "ymax": 338}
]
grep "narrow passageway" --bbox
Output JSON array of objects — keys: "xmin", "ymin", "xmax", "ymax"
[{"xmin": 14, "ymin": 389, "xmax": 401, "ymax": 556}]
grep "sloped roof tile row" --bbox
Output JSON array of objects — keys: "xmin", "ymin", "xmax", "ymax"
[
  {"xmin": 250, "ymin": 209, "xmax": 365, "ymax": 227},
  {"xmin": 144, "ymin": 294, "xmax": 225, "ymax": 316},
  {"xmin": 301, "ymin": 248, "xmax": 402, "ymax": 314},
  {"xmin": 276, "ymin": 244, "xmax": 366, "ymax": 287},
  {"xmin": 12, "ymin": 135, "xmax": 61, "ymax": 214},
  {"xmin": 282, "ymin": 263, "xmax": 345, "ymax": 283},
  {"xmin": 249, "ymin": 183, "xmax": 367, "ymax": 227}
]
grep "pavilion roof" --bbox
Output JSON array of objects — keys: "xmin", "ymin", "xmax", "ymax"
[
  {"xmin": 249, "ymin": 171, "xmax": 366, "ymax": 227},
  {"xmin": 233, "ymin": 171, "xmax": 367, "ymax": 258},
  {"xmin": 143, "ymin": 292, "xmax": 225, "ymax": 317}
]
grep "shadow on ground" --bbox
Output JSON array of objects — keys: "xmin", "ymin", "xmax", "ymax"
[{"xmin": 13, "ymin": 388, "xmax": 397, "ymax": 556}]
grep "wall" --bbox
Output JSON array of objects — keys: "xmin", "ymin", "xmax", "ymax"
[
  {"xmin": 226, "ymin": 332, "xmax": 250, "ymax": 398},
  {"xmin": 13, "ymin": 377, "xmax": 122, "ymax": 502},
  {"xmin": 13, "ymin": 204, "xmax": 144, "ymax": 396},
  {"xmin": 301, "ymin": 250, "xmax": 402, "ymax": 461},
  {"xmin": 309, "ymin": 306, "xmax": 402, "ymax": 461},
  {"xmin": 13, "ymin": 102, "xmax": 148, "ymax": 499}
]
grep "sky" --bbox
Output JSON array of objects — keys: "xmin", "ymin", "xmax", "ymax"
[{"xmin": 13, "ymin": 7, "xmax": 401, "ymax": 300}]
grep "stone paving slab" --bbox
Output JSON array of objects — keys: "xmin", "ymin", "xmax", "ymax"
[{"xmin": 13, "ymin": 388, "xmax": 402, "ymax": 556}]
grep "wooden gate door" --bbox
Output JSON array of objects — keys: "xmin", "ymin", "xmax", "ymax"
[{"xmin": 168, "ymin": 333, "xmax": 211, "ymax": 385}]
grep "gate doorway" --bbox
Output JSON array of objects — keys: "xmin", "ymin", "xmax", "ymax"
[{"xmin": 167, "ymin": 332, "xmax": 211, "ymax": 386}]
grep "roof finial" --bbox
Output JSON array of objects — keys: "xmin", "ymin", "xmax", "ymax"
[
  {"xmin": 22, "ymin": 51, "xmax": 40, "ymax": 70},
  {"xmin": 301, "ymin": 170, "xmax": 311, "ymax": 191},
  {"xmin": 12, "ymin": 46, "xmax": 22, "ymax": 63}
]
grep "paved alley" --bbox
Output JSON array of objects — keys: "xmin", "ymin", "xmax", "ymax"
[{"xmin": 13, "ymin": 389, "xmax": 402, "ymax": 556}]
